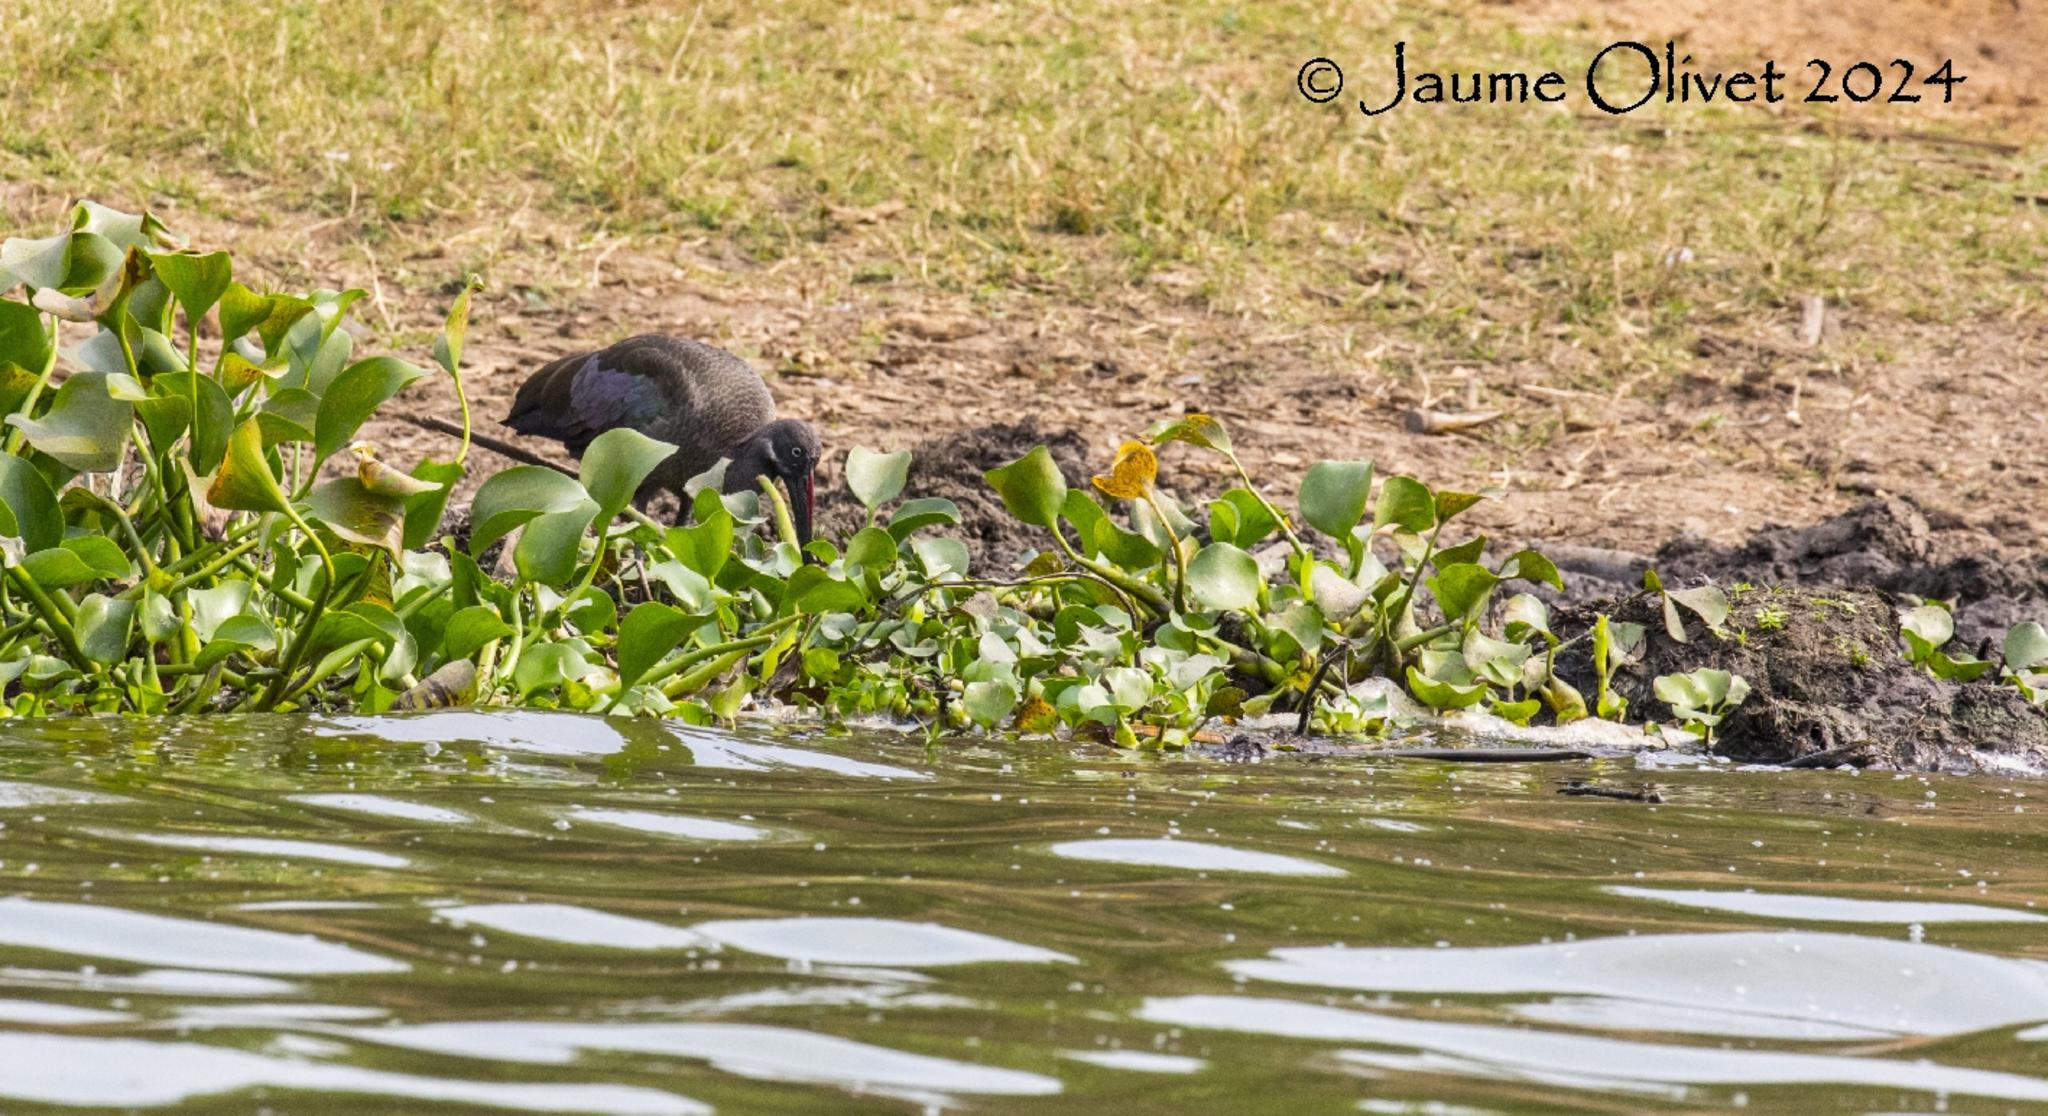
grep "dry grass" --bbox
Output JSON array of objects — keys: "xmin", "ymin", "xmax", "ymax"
[{"xmin": 2, "ymin": 0, "xmax": 2044, "ymax": 390}]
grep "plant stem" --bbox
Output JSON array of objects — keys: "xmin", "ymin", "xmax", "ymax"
[
  {"xmin": 1140, "ymin": 491, "xmax": 1188, "ymax": 612},
  {"xmin": 7, "ymin": 570, "xmax": 87, "ymax": 670},
  {"xmin": 1047, "ymin": 528, "xmax": 1170, "ymax": 616},
  {"xmin": 2, "ymin": 314, "xmax": 61, "ymax": 455},
  {"xmin": 757, "ymin": 476, "xmax": 800, "ymax": 550},
  {"xmin": 1226, "ymin": 450, "xmax": 1309, "ymax": 561},
  {"xmin": 255, "ymin": 506, "xmax": 338, "ymax": 711},
  {"xmin": 230, "ymin": 556, "xmax": 317, "ymax": 611},
  {"xmin": 640, "ymin": 615, "xmax": 802, "ymax": 700}
]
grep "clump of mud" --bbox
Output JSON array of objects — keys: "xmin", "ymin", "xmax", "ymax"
[
  {"xmin": 813, "ymin": 419, "xmax": 1093, "ymax": 572},
  {"xmin": 1551, "ymin": 497, "xmax": 2048, "ymax": 648},
  {"xmin": 1652, "ymin": 496, "xmax": 2048, "ymax": 646},
  {"xmin": 1553, "ymin": 587, "xmax": 2048, "ymax": 774}
]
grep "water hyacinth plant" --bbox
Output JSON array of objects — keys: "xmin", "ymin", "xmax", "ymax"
[{"xmin": 1, "ymin": 200, "xmax": 2039, "ymax": 742}]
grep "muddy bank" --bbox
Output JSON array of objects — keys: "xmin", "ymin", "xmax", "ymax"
[
  {"xmin": 1549, "ymin": 497, "xmax": 2048, "ymax": 645},
  {"xmin": 1552, "ymin": 587, "xmax": 2048, "ymax": 774},
  {"xmin": 1541, "ymin": 497, "xmax": 2048, "ymax": 773}
]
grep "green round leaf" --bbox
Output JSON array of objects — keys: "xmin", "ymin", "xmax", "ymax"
[
  {"xmin": 188, "ymin": 581, "xmax": 254, "ymax": 643},
  {"xmin": 6, "ymin": 372, "xmax": 133, "ymax": 472},
  {"xmin": 886, "ymin": 496, "xmax": 960, "ymax": 542},
  {"xmin": 150, "ymin": 250, "xmax": 232, "ymax": 323},
  {"xmin": 962, "ymin": 679, "xmax": 1020, "ymax": 728},
  {"xmin": 1405, "ymin": 665, "xmax": 1488, "ymax": 710},
  {"xmin": 1427, "ymin": 562, "xmax": 1502, "ymax": 622},
  {"xmin": 2006, "ymin": 623, "xmax": 2048, "ymax": 671},
  {"xmin": 0, "ymin": 453, "xmax": 63, "ymax": 553},
  {"xmin": 402, "ymin": 458, "xmax": 467, "ymax": 552},
  {"xmin": 1187, "ymin": 542, "xmax": 1260, "ymax": 612},
  {"xmin": 2, "ymin": 231, "xmax": 121, "ymax": 293},
  {"xmin": 513, "ymin": 501, "xmax": 600, "ymax": 585},
  {"xmin": 469, "ymin": 467, "xmax": 592, "ymax": 556},
  {"xmin": 913, "ymin": 536, "xmax": 972, "ymax": 581},
  {"xmin": 441, "ymin": 605, "xmax": 515, "ymax": 663},
  {"xmin": 314, "ymin": 356, "xmax": 428, "ymax": 465},
  {"xmin": 0, "ymin": 298, "xmax": 53, "ymax": 373},
  {"xmin": 305, "ymin": 476, "xmax": 409, "ymax": 557},
  {"xmin": 1901, "ymin": 605, "xmax": 1955, "ymax": 657},
  {"xmin": 580, "ymin": 427, "xmax": 678, "ymax": 523},
  {"xmin": 1373, "ymin": 475, "xmax": 1436, "ymax": 534},
  {"xmin": 75, "ymin": 593, "xmax": 135, "ymax": 666},
  {"xmin": 785, "ymin": 565, "xmax": 869, "ymax": 614},
  {"xmin": 1299, "ymin": 460, "xmax": 1374, "ymax": 540},
  {"xmin": 19, "ymin": 537, "xmax": 132, "ymax": 589},
  {"xmin": 1308, "ymin": 562, "xmax": 1367, "ymax": 620},
  {"xmin": 984, "ymin": 446, "xmax": 1067, "ymax": 532},
  {"xmin": 649, "ymin": 559, "xmax": 713, "ymax": 613},
  {"xmin": 618, "ymin": 601, "xmax": 695, "ymax": 693},
  {"xmin": 844, "ymin": 526, "xmax": 900, "ymax": 572},
  {"xmin": 846, "ymin": 446, "xmax": 912, "ymax": 511},
  {"xmin": 206, "ymin": 418, "xmax": 292, "ymax": 515},
  {"xmin": 513, "ymin": 639, "xmax": 593, "ymax": 696}
]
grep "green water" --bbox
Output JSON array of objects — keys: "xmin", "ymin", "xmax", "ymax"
[{"xmin": 3, "ymin": 713, "xmax": 2048, "ymax": 1114}]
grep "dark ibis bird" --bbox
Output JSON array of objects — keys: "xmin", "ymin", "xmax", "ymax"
[{"xmin": 501, "ymin": 335, "xmax": 820, "ymax": 543}]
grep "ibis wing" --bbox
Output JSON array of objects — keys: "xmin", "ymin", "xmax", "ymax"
[{"xmin": 503, "ymin": 345, "xmax": 666, "ymax": 455}]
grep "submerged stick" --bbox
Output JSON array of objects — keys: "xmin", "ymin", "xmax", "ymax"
[
  {"xmin": 1363, "ymin": 746, "xmax": 1591, "ymax": 763},
  {"xmin": 1558, "ymin": 781, "xmax": 1663, "ymax": 803}
]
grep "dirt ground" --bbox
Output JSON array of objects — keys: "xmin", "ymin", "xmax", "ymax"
[{"xmin": 365, "ymin": 234, "xmax": 2046, "ymax": 560}]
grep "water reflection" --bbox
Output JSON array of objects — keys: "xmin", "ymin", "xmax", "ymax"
[
  {"xmin": 690, "ymin": 917, "xmax": 1075, "ymax": 967},
  {"xmin": 334, "ymin": 1021, "xmax": 1062, "ymax": 1104},
  {"xmin": 4, "ymin": 710, "xmax": 2048, "ymax": 1113},
  {"xmin": 0, "ymin": 898, "xmax": 403, "ymax": 975},
  {"xmin": 0, "ymin": 1033, "xmax": 707, "ymax": 1114},
  {"xmin": 436, "ymin": 903, "xmax": 711, "ymax": 951},
  {"xmin": 1139, "ymin": 995, "xmax": 2048, "ymax": 1103},
  {"xmin": 1224, "ymin": 931, "xmax": 2048, "ymax": 1037},
  {"xmin": 0, "ymin": 781, "xmax": 121, "ymax": 808},
  {"xmin": 1607, "ymin": 885, "xmax": 2048, "ymax": 923},
  {"xmin": 1047, "ymin": 837, "xmax": 1345, "ymax": 876},
  {"xmin": 292, "ymin": 793, "xmax": 474, "ymax": 825},
  {"xmin": 566, "ymin": 808, "xmax": 771, "ymax": 842},
  {"xmin": 81, "ymin": 828, "xmax": 412, "ymax": 869}
]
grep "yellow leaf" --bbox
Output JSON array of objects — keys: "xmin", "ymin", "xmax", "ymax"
[
  {"xmin": 1013, "ymin": 695, "xmax": 1058, "ymax": 734},
  {"xmin": 1090, "ymin": 440, "xmax": 1156, "ymax": 500}
]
